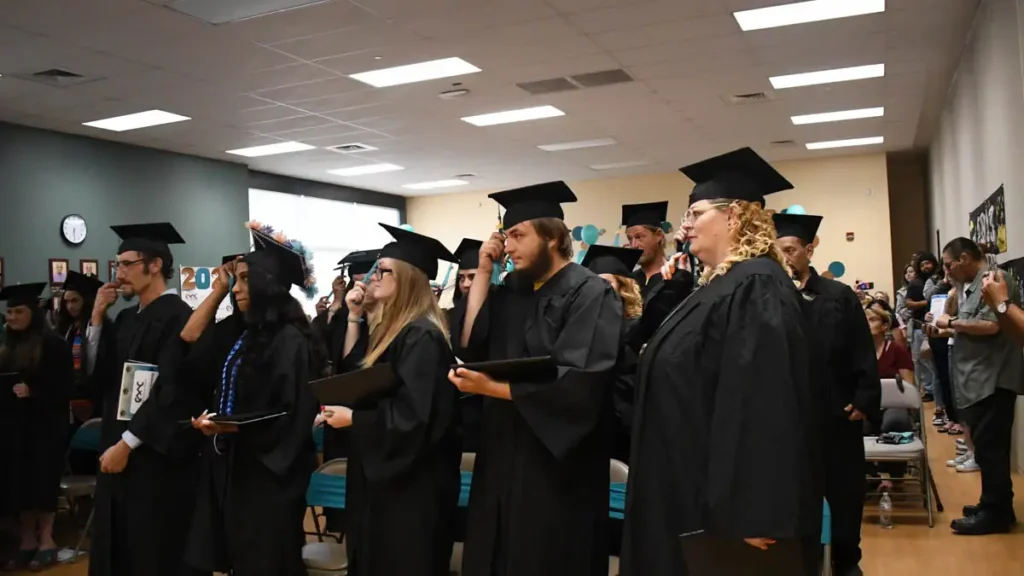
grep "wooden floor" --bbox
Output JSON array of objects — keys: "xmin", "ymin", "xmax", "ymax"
[{"xmin": 14, "ymin": 409, "xmax": 1024, "ymax": 575}]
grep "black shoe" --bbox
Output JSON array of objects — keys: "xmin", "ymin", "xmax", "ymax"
[
  {"xmin": 836, "ymin": 566, "xmax": 864, "ymax": 576},
  {"xmin": 951, "ymin": 511, "xmax": 1015, "ymax": 535},
  {"xmin": 963, "ymin": 504, "xmax": 982, "ymax": 517}
]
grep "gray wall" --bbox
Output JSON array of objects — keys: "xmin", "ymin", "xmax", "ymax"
[{"xmin": 0, "ymin": 122, "xmax": 251, "ymax": 291}]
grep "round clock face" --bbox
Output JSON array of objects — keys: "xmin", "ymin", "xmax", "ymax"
[{"xmin": 62, "ymin": 214, "xmax": 88, "ymax": 245}]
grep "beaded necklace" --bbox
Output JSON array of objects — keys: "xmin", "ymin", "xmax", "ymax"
[{"xmin": 219, "ymin": 331, "xmax": 247, "ymax": 416}]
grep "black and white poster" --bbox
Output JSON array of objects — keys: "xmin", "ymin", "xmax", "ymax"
[{"xmin": 968, "ymin": 185, "xmax": 1008, "ymax": 254}]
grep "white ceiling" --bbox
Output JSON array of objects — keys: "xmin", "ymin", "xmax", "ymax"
[{"xmin": 0, "ymin": 0, "xmax": 980, "ymax": 197}]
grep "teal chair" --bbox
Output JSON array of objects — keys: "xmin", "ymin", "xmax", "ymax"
[
  {"xmin": 303, "ymin": 458, "xmax": 348, "ymax": 575},
  {"xmin": 821, "ymin": 499, "xmax": 832, "ymax": 576},
  {"xmin": 61, "ymin": 418, "xmax": 103, "ymax": 561}
]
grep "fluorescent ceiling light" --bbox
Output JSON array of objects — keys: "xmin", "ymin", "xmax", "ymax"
[
  {"xmin": 791, "ymin": 107, "xmax": 884, "ymax": 125},
  {"xmin": 350, "ymin": 57, "xmax": 481, "ymax": 88},
  {"xmin": 327, "ymin": 163, "xmax": 404, "ymax": 176},
  {"xmin": 805, "ymin": 136, "xmax": 884, "ymax": 150},
  {"xmin": 462, "ymin": 105, "xmax": 565, "ymax": 127},
  {"xmin": 225, "ymin": 141, "xmax": 316, "ymax": 157},
  {"xmin": 402, "ymin": 179, "xmax": 470, "ymax": 190},
  {"xmin": 83, "ymin": 110, "xmax": 190, "ymax": 132},
  {"xmin": 770, "ymin": 63, "xmax": 884, "ymax": 89},
  {"xmin": 734, "ymin": 0, "xmax": 885, "ymax": 31},
  {"xmin": 589, "ymin": 160, "xmax": 653, "ymax": 170},
  {"xmin": 538, "ymin": 137, "xmax": 617, "ymax": 152}
]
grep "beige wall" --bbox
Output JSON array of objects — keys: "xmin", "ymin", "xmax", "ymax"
[
  {"xmin": 927, "ymin": 0, "xmax": 1024, "ymax": 473},
  {"xmin": 409, "ymin": 153, "xmax": 895, "ymax": 296}
]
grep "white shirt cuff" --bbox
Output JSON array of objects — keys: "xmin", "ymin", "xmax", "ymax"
[{"xmin": 121, "ymin": 431, "xmax": 143, "ymax": 449}]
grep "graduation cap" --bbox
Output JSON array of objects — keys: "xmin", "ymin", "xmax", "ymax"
[
  {"xmin": 0, "ymin": 283, "xmax": 48, "ymax": 309},
  {"xmin": 246, "ymin": 227, "xmax": 311, "ymax": 291},
  {"xmin": 772, "ymin": 213, "xmax": 823, "ymax": 245},
  {"xmin": 622, "ymin": 201, "xmax": 669, "ymax": 229},
  {"xmin": 454, "ymin": 239, "xmax": 483, "ymax": 271},
  {"xmin": 488, "ymin": 181, "xmax": 577, "ymax": 230},
  {"xmin": 110, "ymin": 222, "xmax": 185, "ymax": 262},
  {"xmin": 580, "ymin": 245, "xmax": 643, "ymax": 277},
  {"xmin": 335, "ymin": 250, "xmax": 379, "ymax": 275},
  {"xmin": 63, "ymin": 270, "xmax": 104, "ymax": 300},
  {"xmin": 379, "ymin": 224, "xmax": 457, "ymax": 279},
  {"xmin": 679, "ymin": 147, "xmax": 793, "ymax": 207},
  {"xmin": 222, "ymin": 254, "xmax": 245, "ymax": 265}
]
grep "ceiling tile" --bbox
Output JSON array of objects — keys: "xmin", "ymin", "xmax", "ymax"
[
  {"xmin": 268, "ymin": 20, "xmax": 424, "ymax": 61},
  {"xmin": 250, "ymin": 76, "xmax": 367, "ymax": 103},
  {"xmin": 567, "ymin": 0, "xmax": 722, "ymax": 35},
  {"xmin": 247, "ymin": 114, "xmax": 340, "ymax": 134},
  {"xmin": 589, "ymin": 13, "xmax": 740, "ymax": 51},
  {"xmin": 223, "ymin": 62, "xmax": 341, "ymax": 93},
  {"xmin": 227, "ymin": 0, "xmax": 386, "ymax": 44}
]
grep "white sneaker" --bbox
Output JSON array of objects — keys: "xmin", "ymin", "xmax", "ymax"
[
  {"xmin": 956, "ymin": 458, "xmax": 980, "ymax": 473},
  {"xmin": 947, "ymin": 452, "xmax": 972, "ymax": 467},
  {"xmin": 956, "ymin": 444, "xmax": 969, "ymax": 455},
  {"xmin": 956, "ymin": 438, "xmax": 967, "ymax": 446}
]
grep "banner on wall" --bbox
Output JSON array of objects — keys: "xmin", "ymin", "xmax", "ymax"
[
  {"xmin": 180, "ymin": 265, "xmax": 233, "ymax": 321},
  {"xmin": 969, "ymin": 185, "xmax": 1008, "ymax": 254}
]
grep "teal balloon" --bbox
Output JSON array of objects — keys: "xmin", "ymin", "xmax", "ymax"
[
  {"xmin": 827, "ymin": 261, "xmax": 846, "ymax": 278},
  {"xmin": 399, "ymin": 223, "xmax": 414, "ymax": 231},
  {"xmin": 581, "ymin": 224, "xmax": 600, "ymax": 245},
  {"xmin": 574, "ymin": 248, "xmax": 587, "ymax": 264},
  {"xmin": 571, "ymin": 226, "xmax": 583, "ymax": 241},
  {"xmin": 786, "ymin": 205, "xmax": 807, "ymax": 215}
]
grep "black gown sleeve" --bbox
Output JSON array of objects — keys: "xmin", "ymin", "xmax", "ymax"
[
  {"xmin": 639, "ymin": 273, "xmax": 693, "ymax": 344},
  {"xmin": 349, "ymin": 324, "xmax": 454, "ymax": 482},
  {"xmin": 613, "ymin": 318, "xmax": 641, "ymax": 432},
  {"xmin": 451, "ymin": 287, "xmax": 499, "ymax": 363},
  {"xmin": 841, "ymin": 288, "xmax": 882, "ymax": 419},
  {"xmin": 34, "ymin": 336, "xmax": 74, "ymax": 407},
  {"xmin": 510, "ymin": 280, "xmax": 622, "ymax": 459},
  {"xmin": 706, "ymin": 274, "xmax": 816, "ymax": 539}
]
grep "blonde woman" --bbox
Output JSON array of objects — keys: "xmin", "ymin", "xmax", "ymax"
[
  {"xmin": 322, "ymin": 224, "xmax": 461, "ymax": 576},
  {"xmin": 621, "ymin": 148, "xmax": 820, "ymax": 576}
]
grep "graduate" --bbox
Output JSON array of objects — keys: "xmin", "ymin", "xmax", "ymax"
[
  {"xmin": 0, "ymin": 283, "xmax": 73, "ymax": 571},
  {"xmin": 87, "ymin": 222, "xmax": 203, "ymax": 576},
  {"xmin": 187, "ymin": 224, "xmax": 326, "ymax": 576},
  {"xmin": 774, "ymin": 213, "xmax": 880, "ymax": 576},
  {"xmin": 57, "ymin": 271, "xmax": 108, "ymax": 419},
  {"xmin": 322, "ymin": 224, "xmax": 461, "ymax": 576},
  {"xmin": 621, "ymin": 148, "xmax": 822, "ymax": 576},
  {"xmin": 448, "ymin": 181, "xmax": 622, "ymax": 576},
  {"xmin": 448, "ymin": 238, "xmax": 484, "ymax": 453}
]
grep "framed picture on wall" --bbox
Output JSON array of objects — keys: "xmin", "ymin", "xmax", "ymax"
[
  {"xmin": 108, "ymin": 260, "xmax": 117, "ymax": 282},
  {"xmin": 49, "ymin": 258, "xmax": 70, "ymax": 286},
  {"xmin": 80, "ymin": 259, "xmax": 99, "ymax": 278}
]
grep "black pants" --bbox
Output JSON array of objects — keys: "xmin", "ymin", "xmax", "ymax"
[
  {"xmin": 960, "ymin": 388, "xmax": 1017, "ymax": 515},
  {"xmin": 930, "ymin": 338, "xmax": 957, "ymax": 422},
  {"xmin": 824, "ymin": 416, "xmax": 865, "ymax": 569}
]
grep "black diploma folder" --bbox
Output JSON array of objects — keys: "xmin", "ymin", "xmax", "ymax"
[
  {"xmin": 309, "ymin": 363, "xmax": 398, "ymax": 407},
  {"xmin": 451, "ymin": 356, "xmax": 556, "ymax": 383},
  {"xmin": 679, "ymin": 531, "xmax": 808, "ymax": 576},
  {"xmin": 178, "ymin": 408, "xmax": 287, "ymax": 426}
]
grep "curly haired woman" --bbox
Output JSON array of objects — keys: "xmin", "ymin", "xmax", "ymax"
[{"xmin": 621, "ymin": 148, "xmax": 821, "ymax": 576}]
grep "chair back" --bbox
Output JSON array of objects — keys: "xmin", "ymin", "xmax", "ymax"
[
  {"xmin": 307, "ymin": 458, "xmax": 347, "ymax": 509},
  {"xmin": 317, "ymin": 457, "xmax": 347, "ymax": 477},
  {"xmin": 460, "ymin": 452, "xmax": 476, "ymax": 473},
  {"xmin": 609, "ymin": 459, "xmax": 629, "ymax": 483},
  {"xmin": 312, "ymin": 423, "xmax": 325, "ymax": 453},
  {"xmin": 69, "ymin": 418, "xmax": 103, "ymax": 452},
  {"xmin": 880, "ymin": 379, "xmax": 920, "ymax": 410}
]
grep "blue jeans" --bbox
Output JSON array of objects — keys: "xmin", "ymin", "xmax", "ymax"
[{"xmin": 911, "ymin": 328, "xmax": 936, "ymax": 395}]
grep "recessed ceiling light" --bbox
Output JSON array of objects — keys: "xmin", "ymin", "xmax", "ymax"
[
  {"xmin": 402, "ymin": 179, "xmax": 470, "ymax": 190},
  {"xmin": 589, "ymin": 160, "xmax": 653, "ymax": 170},
  {"xmin": 327, "ymin": 163, "xmax": 405, "ymax": 176},
  {"xmin": 83, "ymin": 110, "xmax": 191, "ymax": 132},
  {"xmin": 225, "ymin": 141, "xmax": 316, "ymax": 157},
  {"xmin": 538, "ymin": 137, "xmax": 617, "ymax": 152},
  {"xmin": 462, "ymin": 105, "xmax": 565, "ymax": 127},
  {"xmin": 734, "ymin": 0, "xmax": 885, "ymax": 31},
  {"xmin": 350, "ymin": 57, "xmax": 481, "ymax": 88},
  {"xmin": 769, "ymin": 63, "xmax": 884, "ymax": 89},
  {"xmin": 805, "ymin": 136, "xmax": 884, "ymax": 150},
  {"xmin": 791, "ymin": 107, "xmax": 884, "ymax": 125}
]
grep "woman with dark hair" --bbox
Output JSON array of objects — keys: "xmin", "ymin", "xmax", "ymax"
[
  {"xmin": 186, "ymin": 223, "xmax": 327, "ymax": 576},
  {"xmin": 0, "ymin": 282, "xmax": 74, "ymax": 570},
  {"xmin": 57, "ymin": 271, "xmax": 109, "ymax": 421},
  {"xmin": 906, "ymin": 252, "xmax": 939, "ymax": 401}
]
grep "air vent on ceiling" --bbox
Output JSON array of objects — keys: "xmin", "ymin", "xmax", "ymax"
[
  {"xmin": 9, "ymin": 68, "xmax": 101, "ymax": 88},
  {"xmin": 723, "ymin": 91, "xmax": 776, "ymax": 105},
  {"xmin": 453, "ymin": 173, "xmax": 478, "ymax": 179},
  {"xmin": 515, "ymin": 68, "xmax": 634, "ymax": 96},
  {"xmin": 770, "ymin": 140, "xmax": 799, "ymax": 147},
  {"xmin": 326, "ymin": 143, "xmax": 377, "ymax": 154}
]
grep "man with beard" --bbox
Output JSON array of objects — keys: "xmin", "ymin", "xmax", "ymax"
[
  {"xmin": 448, "ymin": 181, "xmax": 622, "ymax": 576},
  {"xmin": 774, "ymin": 213, "xmax": 880, "ymax": 576},
  {"xmin": 87, "ymin": 222, "xmax": 203, "ymax": 576}
]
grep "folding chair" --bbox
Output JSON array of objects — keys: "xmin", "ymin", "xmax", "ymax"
[
  {"xmin": 450, "ymin": 454, "xmax": 477, "ymax": 576},
  {"xmin": 821, "ymin": 499, "xmax": 832, "ymax": 576},
  {"xmin": 608, "ymin": 459, "xmax": 629, "ymax": 576},
  {"xmin": 303, "ymin": 459, "xmax": 348, "ymax": 575},
  {"xmin": 60, "ymin": 417, "xmax": 102, "ymax": 562},
  {"xmin": 863, "ymin": 379, "xmax": 940, "ymax": 527}
]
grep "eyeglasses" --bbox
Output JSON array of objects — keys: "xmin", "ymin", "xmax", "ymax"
[
  {"xmin": 681, "ymin": 202, "xmax": 731, "ymax": 224},
  {"xmin": 116, "ymin": 258, "xmax": 145, "ymax": 269},
  {"xmin": 372, "ymin": 267, "xmax": 394, "ymax": 280}
]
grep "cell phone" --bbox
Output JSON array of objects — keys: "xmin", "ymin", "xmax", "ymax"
[{"xmin": 857, "ymin": 282, "xmax": 874, "ymax": 290}]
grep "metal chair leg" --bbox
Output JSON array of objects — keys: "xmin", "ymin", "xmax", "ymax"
[
  {"xmin": 927, "ymin": 463, "xmax": 944, "ymax": 512},
  {"xmin": 921, "ymin": 457, "xmax": 935, "ymax": 527},
  {"xmin": 821, "ymin": 544, "xmax": 832, "ymax": 576},
  {"xmin": 73, "ymin": 508, "xmax": 94, "ymax": 561},
  {"xmin": 310, "ymin": 506, "xmax": 325, "ymax": 543}
]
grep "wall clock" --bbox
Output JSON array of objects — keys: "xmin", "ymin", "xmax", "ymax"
[{"xmin": 61, "ymin": 214, "xmax": 88, "ymax": 245}]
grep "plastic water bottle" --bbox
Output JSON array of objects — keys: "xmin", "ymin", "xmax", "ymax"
[{"xmin": 879, "ymin": 492, "xmax": 893, "ymax": 529}]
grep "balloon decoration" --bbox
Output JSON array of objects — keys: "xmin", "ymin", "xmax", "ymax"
[
  {"xmin": 581, "ymin": 224, "xmax": 600, "ymax": 246},
  {"xmin": 821, "ymin": 270, "xmax": 835, "ymax": 280},
  {"xmin": 399, "ymin": 223, "xmax": 414, "ymax": 231},
  {"xmin": 574, "ymin": 248, "xmax": 587, "ymax": 264},
  {"xmin": 660, "ymin": 221, "xmax": 673, "ymax": 234},
  {"xmin": 786, "ymin": 205, "xmax": 807, "ymax": 215},
  {"xmin": 571, "ymin": 226, "xmax": 583, "ymax": 242},
  {"xmin": 826, "ymin": 261, "xmax": 846, "ymax": 278}
]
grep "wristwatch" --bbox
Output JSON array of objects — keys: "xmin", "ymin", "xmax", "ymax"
[{"xmin": 997, "ymin": 300, "xmax": 1010, "ymax": 314}]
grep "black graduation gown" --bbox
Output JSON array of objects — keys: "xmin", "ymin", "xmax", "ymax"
[
  {"xmin": 448, "ymin": 298, "xmax": 483, "ymax": 454},
  {"xmin": 185, "ymin": 323, "xmax": 319, "ymax": 576},
  {"xmin": 89, "ymin": 294, "xmax": 203, "ymax": 576},
  {"xmin": 800, "ymin": 269, "xmax": 880, "ymax": 569},
  {"xmin": 344, "ymin": 317, "xmax": 461, "ymax": 576},
  {"xmin": 610, "ymin": 317, "xmax": 640, "ymax": 464},
  {"xmin": 621, "ymin": 258, "xmax": 822, "ymax": 576},
  {"xmin": 630, "ymin": 268, "xmax": 663, "ymax": 302},
  {"xmin": 2, "ymin": 333, "xmax": 73, "ymax": 513},
  {"xmin": 312, "ymin": 303, "xmax": 349, "ymax": 371},
  {"xmin": 633, "ymin": 269, "xmax": 693, "ymax": 346},
  {"xmin": 453, "ymin": 264, "xmax": 622, "ymax": 576}
]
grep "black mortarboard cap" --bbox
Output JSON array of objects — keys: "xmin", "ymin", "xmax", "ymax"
[
  {"xmin": 679, "ymin": 147, "xmax": 793, "ymax": 207},
  {"xmin": 454, "ymin": 239, "xmax": 483, "ymax": 271},
  {"xmin": 110, "ymin": 222, "xmax": 185, "ymax": 260},
  {"xmin": 621, "ymin": 201, "xmax": 669, "ymax": 229},
  {"xmin": 335, "ymin": 250, "xmax": 379, "ymax": 274},
  {"xmin": 63, "ymin": 271, "xmax": 104, "ymax": 300},
  {"xmin": 379, "ymin": 224, "xmax": 457, "ymax": 279},
  {"xmin": 0, "ymin": 283, "xmax": 48, "ymax": 309},
  {"xmin": 489, "ymin": 181, "xmax": 577, "ymax": 229},
  {"xmin": 580, "ymin": 245, "xmax": 643, "ymax": 277},
  {"xmin": 222, "ymin": 254, "xmax": 245, "ymax": 265},
  {"xmin": 772, "ymin": 214, "xmax": 823, "ymax": 245},
  {"xmin": 246, "ymin": 229, "xmax": 308, "ymax": 289}
]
